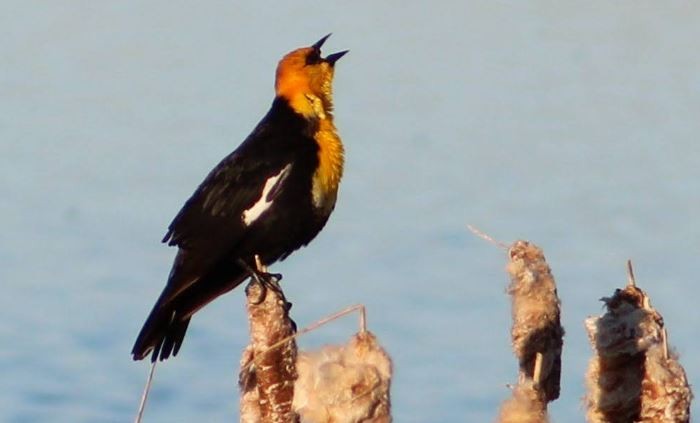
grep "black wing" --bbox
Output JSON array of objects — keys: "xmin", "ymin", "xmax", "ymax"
[{"xmin": 160, "ymin": 139, "xmax": 294, "ymax": 300}]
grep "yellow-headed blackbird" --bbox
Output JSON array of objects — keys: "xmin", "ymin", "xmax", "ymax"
[{"xmin": 132, "ymin": 35, "xmax": 347, "ymax": 361}]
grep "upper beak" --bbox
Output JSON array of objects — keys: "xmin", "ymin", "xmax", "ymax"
[
  {"xmin": 325, "ymin": 50, "xmax": 349, "ymax": 66},
  {"xmin": 312, "ymin": 33, "xmax": 332, "ymax": 50}
]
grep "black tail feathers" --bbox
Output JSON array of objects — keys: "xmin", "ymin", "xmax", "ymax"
[
  {"xmin": 132, "ymin": 305, "xmax": 191, "ymax": 362},
  {"xmin": 132, "ymin": 259, "xmax": 250, "ymax": 362}
]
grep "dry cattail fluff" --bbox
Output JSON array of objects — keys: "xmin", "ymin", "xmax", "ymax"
[
  {"xmin": 239, "ymin": 345, "xmax": 263, "ymax": 423},
  {"xmin": 497, "ymin": 381, "xmax": 550, "ymax": 423},
  {"xmin": 584, "ymin": 277, "xmax": 692, "ymax": 423},
  {"xmin": 293, "ymin": 331, "xmax": 392, "ymax": 423},
  {"xmin": 506, "ymin": 240, "xmax": 564, "ymax": 403}
]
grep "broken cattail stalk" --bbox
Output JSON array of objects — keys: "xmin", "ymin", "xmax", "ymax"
[
  {"xmin": 497, "ymin": 240, "xmax": 564, "ymax": 423},
  {"xmin": 133, "ymin": 361, "xmax": 157, "ymax": 423},
  {"xmin": 239, "ymin": 260, "xmax": 298, "ymax": 423},
  {"xmin": 584, "ymin": 261, "xmax": 692, "ymax": 423}
]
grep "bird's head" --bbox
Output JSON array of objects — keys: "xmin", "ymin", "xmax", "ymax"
[{"xmin": 275, "ymin": 34, "xmax": 348, "ymax": 119}]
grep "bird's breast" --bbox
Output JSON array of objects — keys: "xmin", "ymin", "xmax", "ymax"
[{"xmin": 311, "ymin": 119, "xmax": 344, "ymax": 213}]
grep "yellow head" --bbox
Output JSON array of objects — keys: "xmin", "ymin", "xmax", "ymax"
[{"xmin": 275, "ymin": 34, "xmax": 348, "ymax": 119}]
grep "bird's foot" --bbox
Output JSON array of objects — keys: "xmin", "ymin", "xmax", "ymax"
[
  {"xmin": 258, "ymin": 272, "xmax": 283, "ymax": 288},
  {"xmin": 255, "ymin": 270, "xmax": 283, "ymax": 293},
  {"xmin": 239, "ymin": 258, "xmax": 286, "ymax": 304}
]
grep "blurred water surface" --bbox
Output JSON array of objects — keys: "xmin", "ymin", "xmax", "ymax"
[{"xmin": 2, "ymin": 2, "xmax": 699, "ymax": 422}]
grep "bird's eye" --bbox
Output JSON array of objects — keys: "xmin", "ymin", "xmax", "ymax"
[{"xmin": 305, "ymin": 49, "xmax": 321, "ymax": 65}]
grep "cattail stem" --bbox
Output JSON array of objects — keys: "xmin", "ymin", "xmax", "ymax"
[
  {"xmin": 497, "ymin": 240, "xmax": 564, "ymax": 423},
  {"xmin": 239, "ymin": 259, "xmax": 298, "ymax": 423},
  {"xmin": 506, "ymin": 240, "xmax": 564, "ymax": 403}
]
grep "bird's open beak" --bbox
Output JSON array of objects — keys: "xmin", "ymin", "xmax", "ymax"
[{"xmin": 312, "ymin": 34, "xmax": 348, "ymax": 66}]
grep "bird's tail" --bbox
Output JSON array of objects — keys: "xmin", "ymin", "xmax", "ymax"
[
  {"xmin": 132, "ymin": 261, "xmax": 250, "ymax": 362},
  {"xmin": 132, "ymin": 301, "xmax": 191, "ymax": 362}
]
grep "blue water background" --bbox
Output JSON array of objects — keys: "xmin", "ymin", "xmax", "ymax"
[{"xmin": 2, "ymin": 2, "xmax": 699, "ymax": 421}]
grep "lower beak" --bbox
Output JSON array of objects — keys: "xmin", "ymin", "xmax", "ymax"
[{"xmin": 325, "ymin": 50, "xmax": 349, "ymax": 66}]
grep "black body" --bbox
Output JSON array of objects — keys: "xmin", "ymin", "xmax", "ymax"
[{"xmin": 132, "ymin": 98, "xmax": 332, "ymax": 361}]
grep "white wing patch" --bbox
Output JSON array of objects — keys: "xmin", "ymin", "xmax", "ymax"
[{"xmin": 242, "ymin": 164, "xmax": 292, "ymax": 226}]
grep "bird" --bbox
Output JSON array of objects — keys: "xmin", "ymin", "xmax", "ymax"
[{"xmin": 132, "ymin": 34, "xmax": 348, "ymax": 362}]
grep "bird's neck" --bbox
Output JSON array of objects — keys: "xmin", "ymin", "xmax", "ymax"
[{"xmin": 284, "ymin": 91, "xmax": 333, "ymax": 121}]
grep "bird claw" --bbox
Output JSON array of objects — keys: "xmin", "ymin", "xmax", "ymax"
[
  {"xmin": 245, "ymin": 281, "xmax": 267, "ymax": 305},
  {"xmin": 239, "ymin": 259, "xmax": 285, "ymax": 304},
  {"xmin": 247, "ymin": 274, "xmax": 277, "ymax": 305},
  {"xmin": 262, "ymin": 272, "xmax": 283, "ymax": 286}
]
